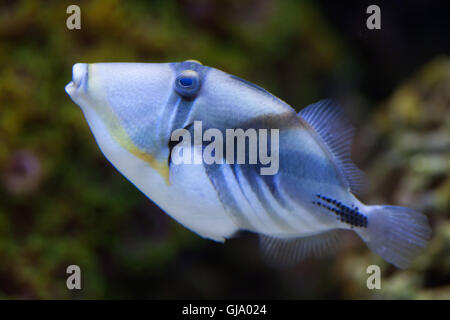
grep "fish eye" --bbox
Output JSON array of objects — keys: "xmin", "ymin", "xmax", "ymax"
[
  {"xmin": 179, "ymin": 77, "xmax": 193, "ymax": 87},
  {"xmin": 174, "ymin": 70, "xmax": 200, "ymax": 99}
]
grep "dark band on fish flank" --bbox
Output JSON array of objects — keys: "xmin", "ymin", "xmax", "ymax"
[
  {"xmin": 235, "ymin": 164, "xmax": 297, "ymax": 232},
  {"xmin": 313, "ymin": 194, "xmax": 368, "ymax": 228},
  {"xmin": 203, "ymin": 163, "xmax": 253, "ymax": 230}
]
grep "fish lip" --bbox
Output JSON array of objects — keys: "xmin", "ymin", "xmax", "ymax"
[
  {"xmin": 65, "ymin": 81, "xmax": 76, "ymax": 96},
  {"xmin": 66, "ymin": 63, "xmax": 88, "ymax": 95}
]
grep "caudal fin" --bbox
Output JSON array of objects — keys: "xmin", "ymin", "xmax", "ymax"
[{"xmin": 358, "ymin": 205, "xmax": 431, "ymax": 269}]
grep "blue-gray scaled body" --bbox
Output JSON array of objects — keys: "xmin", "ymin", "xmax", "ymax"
[{"xmin": 65, "ymin": 60, "xmax": 431, "ymax": 269}]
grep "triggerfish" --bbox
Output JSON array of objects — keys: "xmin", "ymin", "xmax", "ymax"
[{"xmin": 65, "ymin": 60, "xmax": 431, "ymax": 269}]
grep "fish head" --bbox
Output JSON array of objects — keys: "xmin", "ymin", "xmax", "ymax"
[
  {"xmin": 65, "ymin": 62, "xmax": 176, "ymax": 162},
  {"xmin": 65, "ymin": 60, "xmax": 292, "ymax": 181}
]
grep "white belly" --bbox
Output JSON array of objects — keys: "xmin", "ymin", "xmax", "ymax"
[{"xmin": 81, "ymin": 107, "xmax": 239, "ymax": 242}]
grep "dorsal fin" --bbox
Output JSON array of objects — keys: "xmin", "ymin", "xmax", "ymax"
[{"xmin": 298, "ymin": 99, "xmax": 366, "ymax": 194}]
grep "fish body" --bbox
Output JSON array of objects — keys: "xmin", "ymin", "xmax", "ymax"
[{"xmin": 65, "ymin": 61, "xmax": 431, "ymax": 268}]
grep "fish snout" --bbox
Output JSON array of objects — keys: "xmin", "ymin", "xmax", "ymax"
[
  {"xmin": 72, "ymin": 63, "xmax": 88, "ymax": 88},
  {"xmin": 65, "ymin": 63, "xmax": 88, "ymax": 95}
]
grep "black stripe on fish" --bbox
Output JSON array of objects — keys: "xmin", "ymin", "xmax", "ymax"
[
  {"xmin": 313, "ymin": 194, "xmax": 368, "ymax": 228},
  {"xmin": 234, "ymin": 164, "xmax": 296, "ymax": 232},
  {"xmin": 203, "ymin": 163, "xmax": 254, "ymax": 230},
  {"xmin": 167, "ymin": 122, "xmax": 194, "ymax": 168}
]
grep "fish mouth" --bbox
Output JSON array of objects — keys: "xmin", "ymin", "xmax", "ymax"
[{"xmin": 65, "ymin": 63, "xmax": 88, "ymax": 95}]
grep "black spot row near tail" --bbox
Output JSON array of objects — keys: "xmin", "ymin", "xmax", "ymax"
[{"xmin": 313, "ymin": 194, "xmax": 368, "ymax": 228}]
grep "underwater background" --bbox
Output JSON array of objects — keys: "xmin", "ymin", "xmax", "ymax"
[{"xmin": 0, "ymin": 0, "xmax": 448, "ymax": 299}]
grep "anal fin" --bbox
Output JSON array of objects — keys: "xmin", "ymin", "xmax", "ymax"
[{"xmin": 259, "ymin": 230, "xmax": 346, "ymax": 268}]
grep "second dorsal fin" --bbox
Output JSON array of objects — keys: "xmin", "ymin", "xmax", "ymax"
[{"xmin": 298, "ymin": 99, "xmax": 365, "ymax": 194}]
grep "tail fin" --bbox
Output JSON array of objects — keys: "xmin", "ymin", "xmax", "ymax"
[{"xmin": 358, "ymin": 205, "xmax": 431, "ymax": 269}]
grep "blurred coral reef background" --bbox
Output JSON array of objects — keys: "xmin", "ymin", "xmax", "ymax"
[{"xmin": 0, "ymin": 0, "xmax": 448, "ymax": 299}]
